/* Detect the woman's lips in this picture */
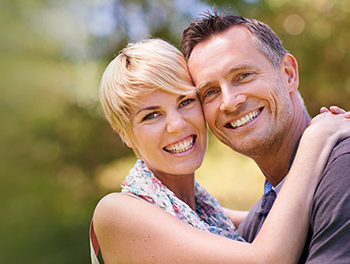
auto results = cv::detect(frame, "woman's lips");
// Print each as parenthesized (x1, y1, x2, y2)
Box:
(163, 135, 196, 154)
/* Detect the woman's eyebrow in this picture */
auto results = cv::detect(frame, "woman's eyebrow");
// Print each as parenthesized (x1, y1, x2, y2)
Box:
(135, 95, 187, 115)
(135, 105, 159, 115)
(176, 95, 185, 102)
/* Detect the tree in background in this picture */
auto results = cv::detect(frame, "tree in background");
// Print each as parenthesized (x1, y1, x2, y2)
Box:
(1, 0, 349, 263)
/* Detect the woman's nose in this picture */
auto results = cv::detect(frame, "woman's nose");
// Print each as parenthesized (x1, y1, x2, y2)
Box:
(165, 111, 187, 134)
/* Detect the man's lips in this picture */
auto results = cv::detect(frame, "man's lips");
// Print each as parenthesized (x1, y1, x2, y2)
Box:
(225, 108, 262, 129)
(163, 135, 196, 154)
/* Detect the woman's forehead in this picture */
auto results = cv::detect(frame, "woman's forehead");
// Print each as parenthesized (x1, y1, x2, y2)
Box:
(130, 90, 194, 112)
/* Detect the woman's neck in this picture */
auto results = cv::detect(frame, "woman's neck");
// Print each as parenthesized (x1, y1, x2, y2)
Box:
(153, 170, 196, 211)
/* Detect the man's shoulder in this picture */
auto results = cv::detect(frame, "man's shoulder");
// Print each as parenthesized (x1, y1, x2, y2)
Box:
(310, 135, 350, 231)
(329, 136, 350, 158)
(319, 136, 350, 183)
(315, 136, 350, 192)
(303, 137, 350, 263)
(310, 136, 350, 225)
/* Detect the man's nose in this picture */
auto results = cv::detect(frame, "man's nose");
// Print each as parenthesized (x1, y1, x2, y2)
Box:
(166, 111, 187, 134)
(219, 85, 247, 112)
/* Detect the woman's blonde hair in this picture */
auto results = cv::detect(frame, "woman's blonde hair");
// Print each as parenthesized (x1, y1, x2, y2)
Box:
(99, 38, 196, 148)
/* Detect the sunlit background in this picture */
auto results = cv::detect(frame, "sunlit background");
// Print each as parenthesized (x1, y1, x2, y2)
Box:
(1, 0, 349, 263)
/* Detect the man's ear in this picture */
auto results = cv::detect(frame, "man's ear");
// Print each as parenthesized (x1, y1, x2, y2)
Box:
(281, 53, 299, 94)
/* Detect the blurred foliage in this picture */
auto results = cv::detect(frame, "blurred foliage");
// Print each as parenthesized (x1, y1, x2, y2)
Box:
(0, 0, 349, 263)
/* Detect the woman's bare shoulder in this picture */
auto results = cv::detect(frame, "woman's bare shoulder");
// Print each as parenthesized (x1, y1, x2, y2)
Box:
(93, 192, 145, 227)
(94, 192, 139, 211)
(92, 192, 160, 261)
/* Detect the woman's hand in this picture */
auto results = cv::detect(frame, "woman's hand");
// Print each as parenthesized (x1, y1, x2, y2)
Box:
(320, 105, 350, 117)
(306, 110, 350, 145)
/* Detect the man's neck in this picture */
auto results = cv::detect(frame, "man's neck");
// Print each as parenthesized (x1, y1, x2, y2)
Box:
(255, 105, 311, 187)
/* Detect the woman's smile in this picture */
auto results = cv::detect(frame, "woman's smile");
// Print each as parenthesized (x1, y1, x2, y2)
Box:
(163, 135, 197, 154)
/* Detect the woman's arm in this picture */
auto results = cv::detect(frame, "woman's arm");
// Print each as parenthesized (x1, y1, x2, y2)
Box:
(223, 208, 248, 228)
(93, 112, 350, 264)
(94, 193, 254, 264)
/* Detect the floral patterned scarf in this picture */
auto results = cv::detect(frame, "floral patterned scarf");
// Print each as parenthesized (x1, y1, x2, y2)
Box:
(121, 159, 244, 241)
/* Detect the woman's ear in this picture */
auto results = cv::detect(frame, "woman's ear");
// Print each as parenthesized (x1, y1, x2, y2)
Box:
(119, 132, 133, 148)
(281, 53, 299, 94)
(119, 131, 141, 157)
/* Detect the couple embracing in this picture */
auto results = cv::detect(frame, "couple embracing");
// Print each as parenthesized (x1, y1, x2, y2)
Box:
(90, 12, 350, 264)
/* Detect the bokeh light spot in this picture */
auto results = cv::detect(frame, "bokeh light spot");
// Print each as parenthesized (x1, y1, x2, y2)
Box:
(283, 14, 305, 35)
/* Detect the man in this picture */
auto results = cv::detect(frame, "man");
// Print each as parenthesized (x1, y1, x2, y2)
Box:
(181, 12, 350, 263)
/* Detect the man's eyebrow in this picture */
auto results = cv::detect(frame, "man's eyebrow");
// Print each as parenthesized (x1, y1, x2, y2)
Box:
(225, 65, 254, 77)
(135, 106, 159, 115)
(197, 65, 253, 92)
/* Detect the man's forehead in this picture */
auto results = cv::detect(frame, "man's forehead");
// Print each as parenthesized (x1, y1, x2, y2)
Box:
(189, 26, 254, 55)
(189, 27, 256, 65)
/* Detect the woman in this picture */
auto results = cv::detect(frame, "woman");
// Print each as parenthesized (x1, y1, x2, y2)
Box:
(90, 38, 350, 263)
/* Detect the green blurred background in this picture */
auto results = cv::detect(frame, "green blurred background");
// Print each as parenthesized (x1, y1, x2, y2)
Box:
(1, 0, 349, 262)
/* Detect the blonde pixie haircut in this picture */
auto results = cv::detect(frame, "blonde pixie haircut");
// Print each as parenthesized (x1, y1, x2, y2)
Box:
(99, 38, 196, 152)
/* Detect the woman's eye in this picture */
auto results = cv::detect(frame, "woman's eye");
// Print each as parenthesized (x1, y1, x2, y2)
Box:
(142, 112, 159, 121)
(203, 89, 218, 99)
(179, 98, 195, 107)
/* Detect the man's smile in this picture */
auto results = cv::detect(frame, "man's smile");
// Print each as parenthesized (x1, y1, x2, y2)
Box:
(225, 108, 262, 129)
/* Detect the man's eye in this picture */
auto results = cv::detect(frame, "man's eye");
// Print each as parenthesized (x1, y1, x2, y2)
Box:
(179, 98, 195, 107)
(239, 72, 252, 80)
(142, 112, 159, 121)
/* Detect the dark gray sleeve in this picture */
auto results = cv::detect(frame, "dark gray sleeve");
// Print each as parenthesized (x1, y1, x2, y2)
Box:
(303, 141, 350, 263)
(237, 196, 265, 243)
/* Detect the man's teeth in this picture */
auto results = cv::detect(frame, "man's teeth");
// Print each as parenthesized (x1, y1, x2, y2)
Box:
(164, 137, 194, 154)
(230, 110, 260, 128)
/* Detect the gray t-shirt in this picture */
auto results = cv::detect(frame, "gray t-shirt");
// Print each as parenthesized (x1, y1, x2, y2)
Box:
(237, 137, 350, 263)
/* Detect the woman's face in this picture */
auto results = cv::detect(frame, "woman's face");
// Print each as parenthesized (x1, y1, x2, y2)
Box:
(128, 90, 208, 179)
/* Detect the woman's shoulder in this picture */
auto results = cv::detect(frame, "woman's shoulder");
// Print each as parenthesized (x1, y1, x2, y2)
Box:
(93, 192, 145, 226)
(93, 192, 169, 236)
(95, 192, 136, 208)
(92, 192, 158, 261)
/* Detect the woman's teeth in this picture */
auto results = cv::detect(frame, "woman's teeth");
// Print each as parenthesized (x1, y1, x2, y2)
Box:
(164, 136, 195, 154)
(230, 110, 260, 128)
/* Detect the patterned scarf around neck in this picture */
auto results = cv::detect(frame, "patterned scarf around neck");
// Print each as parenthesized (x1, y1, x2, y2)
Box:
(121, 159, 244, 241)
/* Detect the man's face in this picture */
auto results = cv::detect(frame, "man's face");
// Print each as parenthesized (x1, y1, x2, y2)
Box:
(187, 26, 295, 157)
